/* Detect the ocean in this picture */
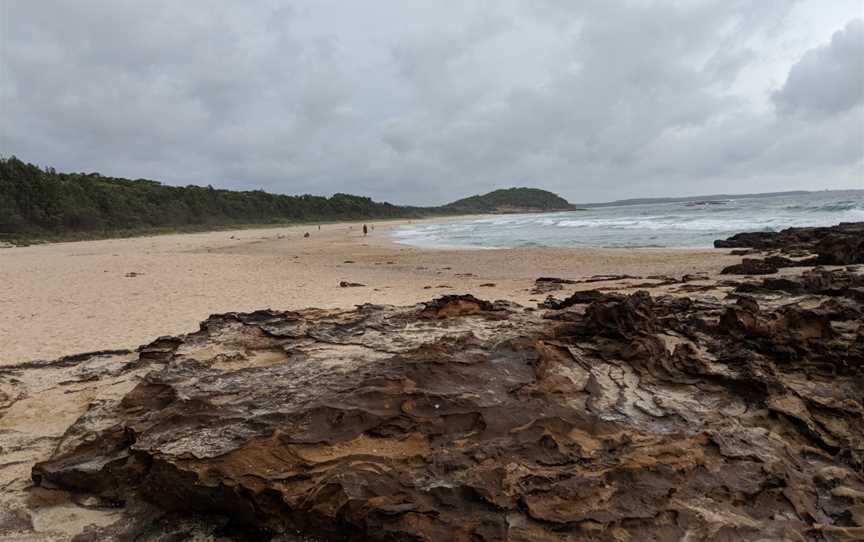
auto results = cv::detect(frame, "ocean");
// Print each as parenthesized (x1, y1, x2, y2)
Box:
(391, 190, 864, 249)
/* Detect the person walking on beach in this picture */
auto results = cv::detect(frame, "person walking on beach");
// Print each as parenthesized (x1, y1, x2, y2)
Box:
(363, 224, 368, 236)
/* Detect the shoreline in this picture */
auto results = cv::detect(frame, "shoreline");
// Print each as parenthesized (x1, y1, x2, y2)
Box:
(3, 221, 860, 541)
(0, 213, 499, 249)
(0, 217, 742, 365)
(0, 211, 549, 248)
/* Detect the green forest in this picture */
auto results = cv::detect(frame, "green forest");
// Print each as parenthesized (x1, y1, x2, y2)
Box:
(0, 156, 574, 242)
(441, 187, 574, 214)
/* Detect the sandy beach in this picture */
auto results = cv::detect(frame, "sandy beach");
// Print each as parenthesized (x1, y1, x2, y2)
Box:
(0, 218, 741, 364)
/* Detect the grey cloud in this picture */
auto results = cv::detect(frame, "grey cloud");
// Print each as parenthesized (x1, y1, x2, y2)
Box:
(0, 1, 861, 205)
(773, 19, 864, 116)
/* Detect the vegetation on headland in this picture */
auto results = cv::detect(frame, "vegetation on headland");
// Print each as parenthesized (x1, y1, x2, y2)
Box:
(0, 157, 576, 243)
(440, 187, 577, 214)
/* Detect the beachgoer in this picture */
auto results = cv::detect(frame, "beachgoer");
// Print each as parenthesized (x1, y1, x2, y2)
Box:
(363, 224, 368, 236)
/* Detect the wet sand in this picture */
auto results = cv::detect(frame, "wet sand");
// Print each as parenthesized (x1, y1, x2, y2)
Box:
(0, 218, 740, 364)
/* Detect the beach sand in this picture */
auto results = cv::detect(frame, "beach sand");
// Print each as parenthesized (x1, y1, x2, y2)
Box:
(0, 218, 741, 364)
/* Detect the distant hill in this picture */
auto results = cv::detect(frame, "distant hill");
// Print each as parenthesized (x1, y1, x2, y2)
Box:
(438, 187, 575, 214)
(575, 191, 814, 208)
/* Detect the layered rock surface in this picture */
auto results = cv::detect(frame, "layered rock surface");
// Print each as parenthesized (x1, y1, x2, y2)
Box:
(0, 264, 860, 541)
(715, 222, 864, 266)
(715, 222, 864, 277)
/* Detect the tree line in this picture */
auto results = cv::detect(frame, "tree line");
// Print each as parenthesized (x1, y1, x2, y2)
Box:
(0, 156, 427, 240)
(0, 156, 574, 242)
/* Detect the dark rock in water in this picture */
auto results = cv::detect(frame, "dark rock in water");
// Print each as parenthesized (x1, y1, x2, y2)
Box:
(685, 199, 727, 206)
(18, 266, 864, 541)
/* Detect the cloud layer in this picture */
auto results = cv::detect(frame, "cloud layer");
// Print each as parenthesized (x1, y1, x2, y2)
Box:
(1, 1, 862, 204)
(773, 19, 864, 116)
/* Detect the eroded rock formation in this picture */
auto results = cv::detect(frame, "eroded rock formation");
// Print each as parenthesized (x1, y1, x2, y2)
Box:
(715, 222, 864, 266)
(0, 265, 856, 541)
(720, 257, 783, 275)
(715, 223, 863, 276)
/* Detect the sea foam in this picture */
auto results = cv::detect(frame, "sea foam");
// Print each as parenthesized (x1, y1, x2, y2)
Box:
(392, 191, 864, 249)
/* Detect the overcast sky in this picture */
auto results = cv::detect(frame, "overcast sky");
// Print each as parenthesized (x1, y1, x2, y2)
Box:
(1, 1, 862, 204)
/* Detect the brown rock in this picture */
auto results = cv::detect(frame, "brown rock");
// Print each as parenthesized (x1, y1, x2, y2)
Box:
(20, 266, 863, 541)
(715, 222, 864, 266)
(817, 231, 864, 265)
(531, 277, 577, 294)
(721, 258, 779, 275)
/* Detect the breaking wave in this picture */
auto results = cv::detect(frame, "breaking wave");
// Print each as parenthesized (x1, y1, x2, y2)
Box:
(391, 190, 864, 249)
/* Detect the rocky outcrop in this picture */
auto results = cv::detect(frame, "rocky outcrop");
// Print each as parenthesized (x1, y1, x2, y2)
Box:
(817, 232, 864, 266)
(715, 223, 863, 275)
(735, 266, 864, 296)
(720, 257, 781, 275)
(5, 267, 858, 541)
(714, 222, 864, 265)
(531, 277, 577, 294)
